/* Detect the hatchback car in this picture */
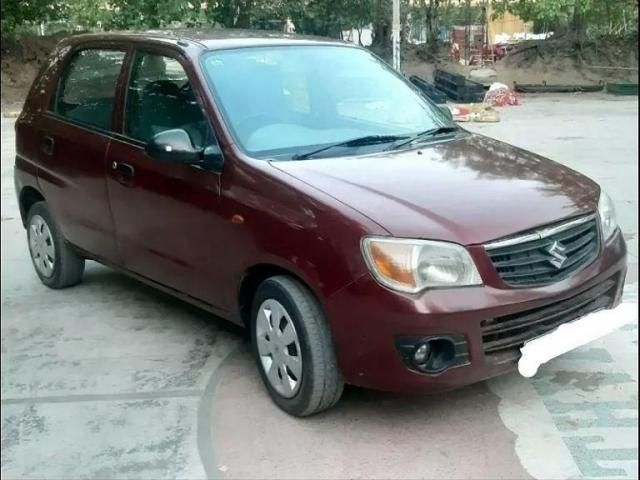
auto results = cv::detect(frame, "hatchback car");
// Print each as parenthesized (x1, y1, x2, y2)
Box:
(14, 30, 626, 416)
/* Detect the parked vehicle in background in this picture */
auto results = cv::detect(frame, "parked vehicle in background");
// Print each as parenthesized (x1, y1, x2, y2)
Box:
(14, 30, 627, 416)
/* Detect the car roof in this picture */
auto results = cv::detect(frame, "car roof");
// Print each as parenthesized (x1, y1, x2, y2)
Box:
(61, 29, 353, 51)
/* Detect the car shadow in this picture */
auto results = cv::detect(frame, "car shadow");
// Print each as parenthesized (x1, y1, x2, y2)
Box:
(200, 341, 532, 480)
(77, 263, 529, 479)
(80, 261, 246, 338)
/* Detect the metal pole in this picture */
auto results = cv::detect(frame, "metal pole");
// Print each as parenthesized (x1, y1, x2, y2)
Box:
(392, 0, 401, 72)
(480, 3, 486, 67)
(485, 1, 490, 63)
(464, 0, 470, 65)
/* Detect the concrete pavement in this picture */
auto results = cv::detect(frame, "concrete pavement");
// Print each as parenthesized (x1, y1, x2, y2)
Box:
(1, 93, 638, 479)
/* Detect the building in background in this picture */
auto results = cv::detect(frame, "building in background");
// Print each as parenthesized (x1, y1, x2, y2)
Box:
(486, 2, 534, 43)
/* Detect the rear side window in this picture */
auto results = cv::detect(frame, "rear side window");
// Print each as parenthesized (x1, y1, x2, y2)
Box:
(54, 49, 125, 130)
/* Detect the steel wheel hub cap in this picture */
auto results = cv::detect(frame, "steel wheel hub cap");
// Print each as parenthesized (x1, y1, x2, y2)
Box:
(255, 299, 302, 398)
(28, 215, 55, 278)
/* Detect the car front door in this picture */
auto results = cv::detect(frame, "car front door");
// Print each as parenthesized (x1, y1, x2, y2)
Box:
(37, 46, 126, 263)
(105, 47, 227, 311)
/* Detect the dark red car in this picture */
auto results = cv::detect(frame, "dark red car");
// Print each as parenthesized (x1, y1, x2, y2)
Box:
(14, 30, 626, 416)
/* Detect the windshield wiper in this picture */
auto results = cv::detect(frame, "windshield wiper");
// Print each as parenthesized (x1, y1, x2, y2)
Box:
(384, 126, 458, 151)
(291, 134, 410, 160)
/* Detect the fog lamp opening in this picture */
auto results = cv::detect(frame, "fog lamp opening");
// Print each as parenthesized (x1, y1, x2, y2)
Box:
(395, 334, 469, 375)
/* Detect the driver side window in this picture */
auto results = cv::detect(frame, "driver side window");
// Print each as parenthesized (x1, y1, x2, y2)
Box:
(125, 52, 213, 149)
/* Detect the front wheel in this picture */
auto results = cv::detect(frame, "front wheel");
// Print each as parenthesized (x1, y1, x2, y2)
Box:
(251, 275, 343, 416)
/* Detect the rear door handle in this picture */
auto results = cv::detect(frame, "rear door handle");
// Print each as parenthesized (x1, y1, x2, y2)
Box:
(111, 161, 135, 178)
(41, 136, 55, 155)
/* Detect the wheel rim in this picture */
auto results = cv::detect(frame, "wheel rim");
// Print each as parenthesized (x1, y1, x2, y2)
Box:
(255, 299, 302, 398)
(28, 214, 55, 278)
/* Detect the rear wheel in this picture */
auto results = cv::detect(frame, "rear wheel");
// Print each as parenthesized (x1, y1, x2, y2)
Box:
(251, 275, 343, 416)
(27, 202, 85, 289)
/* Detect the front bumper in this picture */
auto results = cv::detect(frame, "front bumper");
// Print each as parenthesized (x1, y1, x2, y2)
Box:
(324, 230, 627, 393)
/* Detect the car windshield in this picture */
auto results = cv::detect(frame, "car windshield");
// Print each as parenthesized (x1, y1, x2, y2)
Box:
(200, 45, 452, 159)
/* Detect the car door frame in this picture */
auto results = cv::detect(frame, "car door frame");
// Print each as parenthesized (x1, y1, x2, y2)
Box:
(105, 40, 232, 315)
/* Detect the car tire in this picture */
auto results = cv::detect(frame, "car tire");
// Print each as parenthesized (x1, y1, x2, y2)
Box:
(26, 201, 85, 289)
(251, 275, 344, 416)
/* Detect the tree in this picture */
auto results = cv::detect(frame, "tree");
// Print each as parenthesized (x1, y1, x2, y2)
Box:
(371, 0, 391, 48)
(490, 0, 638, 39)
(347, 0, 375, 45)
(284, 0, 374, 38)
(1, 0, 67, 32)
(205, 0, 255, 28)
(423, 0, 440, 47)
(4, 0, 634, 42)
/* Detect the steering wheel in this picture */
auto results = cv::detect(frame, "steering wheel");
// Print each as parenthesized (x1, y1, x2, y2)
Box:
(178, 80, 192, 95)
(177, 81, 198, 105)
(235, 113, 280, 138)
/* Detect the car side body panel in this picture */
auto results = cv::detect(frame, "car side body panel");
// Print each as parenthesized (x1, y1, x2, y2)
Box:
(36, 117, 119, 262)
(214, 157, 384, 319)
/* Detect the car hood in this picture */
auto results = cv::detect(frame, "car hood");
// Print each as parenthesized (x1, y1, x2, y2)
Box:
(270, 133, 599, 245)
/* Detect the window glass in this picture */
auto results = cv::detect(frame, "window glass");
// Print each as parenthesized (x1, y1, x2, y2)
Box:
(201, 46, 448, 158)
(125, 52, 212, 149)
(55, 49, 125, 130)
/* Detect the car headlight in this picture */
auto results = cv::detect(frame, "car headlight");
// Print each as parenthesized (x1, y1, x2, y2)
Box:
(361, 237, 482, 293)
(598, 191, 618, 241)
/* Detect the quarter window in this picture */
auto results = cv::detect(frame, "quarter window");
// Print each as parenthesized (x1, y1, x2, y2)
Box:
(125, 52, 212, 149)
(55, 49, 125, 130)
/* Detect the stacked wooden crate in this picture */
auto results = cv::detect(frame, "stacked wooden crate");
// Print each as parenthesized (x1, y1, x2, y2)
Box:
(434, 69, 485, 103)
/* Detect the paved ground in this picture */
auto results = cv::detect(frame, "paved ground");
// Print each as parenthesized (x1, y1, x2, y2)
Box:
(1, 93, 638, 479)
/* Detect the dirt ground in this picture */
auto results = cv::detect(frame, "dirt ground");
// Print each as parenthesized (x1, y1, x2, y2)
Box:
(403, 35, 638, 87)
(1, 32, 638, 113)
(1, 33, 67, 112)
(493, 36, 638, 86)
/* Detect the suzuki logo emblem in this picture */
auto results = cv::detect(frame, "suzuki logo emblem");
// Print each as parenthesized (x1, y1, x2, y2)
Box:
(547, 241, 568, 269)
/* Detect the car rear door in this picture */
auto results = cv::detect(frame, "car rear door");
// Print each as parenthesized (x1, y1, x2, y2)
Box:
(105, 46, 227, 311)
(36, 45, 127, 264)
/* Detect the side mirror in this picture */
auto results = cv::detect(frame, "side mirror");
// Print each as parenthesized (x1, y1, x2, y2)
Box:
(439, 105, 453, 121)
(202, 144, 224, 173)
(145, 129, 201, 164)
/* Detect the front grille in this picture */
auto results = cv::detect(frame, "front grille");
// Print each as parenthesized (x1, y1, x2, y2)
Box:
(481, 278, 617, 356)
(486, 215, 600, 287)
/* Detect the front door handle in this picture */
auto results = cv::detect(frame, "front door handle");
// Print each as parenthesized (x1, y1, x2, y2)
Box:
(111, 161, 135, 178)
(111, 161, 135, 186)
(41, 136, 55, 155)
